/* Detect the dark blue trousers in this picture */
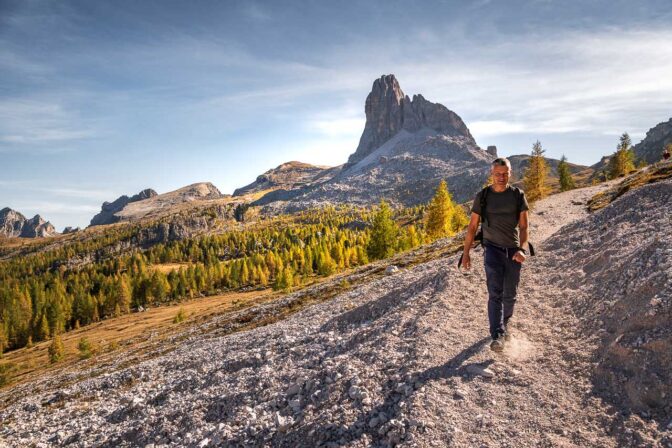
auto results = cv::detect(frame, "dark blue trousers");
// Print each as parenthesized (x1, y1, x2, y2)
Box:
(484, 243, 522, 339)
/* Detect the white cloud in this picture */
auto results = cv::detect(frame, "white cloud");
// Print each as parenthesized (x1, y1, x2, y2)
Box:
(0, 97, 99, 148)
(309, 118, 364, 138)
(469, 120, 529, 136)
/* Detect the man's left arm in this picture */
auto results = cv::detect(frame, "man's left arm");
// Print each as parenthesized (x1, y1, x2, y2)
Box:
(513, 210, 529, 263)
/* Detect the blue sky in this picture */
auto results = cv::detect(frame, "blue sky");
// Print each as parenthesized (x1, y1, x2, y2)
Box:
(2, 0, 671, 230)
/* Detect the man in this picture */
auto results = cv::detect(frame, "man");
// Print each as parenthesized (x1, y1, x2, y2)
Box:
(461, 158, 530, 352)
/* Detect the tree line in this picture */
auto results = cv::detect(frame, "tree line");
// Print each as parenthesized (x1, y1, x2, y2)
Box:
(1, 187, 468, 356)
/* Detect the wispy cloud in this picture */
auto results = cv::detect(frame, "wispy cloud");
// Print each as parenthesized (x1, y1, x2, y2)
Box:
(0, 97, 100, 149)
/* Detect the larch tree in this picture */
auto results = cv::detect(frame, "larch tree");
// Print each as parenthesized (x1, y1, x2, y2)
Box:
(366, 199, 399, 261)
(609, 132, 636, 178)
(425, 179, 456, 241)
(48, 333, 65, 363)
(557, 155, 576, 192)
(523, 140, 550, 203)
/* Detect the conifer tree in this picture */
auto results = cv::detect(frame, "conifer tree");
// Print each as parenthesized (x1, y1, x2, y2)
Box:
(116, 276, 131, 314)
(425, 180, 456, 241)
(48, 333, 64, 363)
(609, 132, 636, 178)
(366, 199, 399, 260)
(523, 140, 550, 203)
(557, 155, 576, 192)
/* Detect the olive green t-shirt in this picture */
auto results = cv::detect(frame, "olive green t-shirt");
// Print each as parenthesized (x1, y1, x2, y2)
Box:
(471, 185, 529, 248)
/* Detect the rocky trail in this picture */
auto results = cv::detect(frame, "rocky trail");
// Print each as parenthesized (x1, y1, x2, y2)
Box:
(1, 178, 671, 447)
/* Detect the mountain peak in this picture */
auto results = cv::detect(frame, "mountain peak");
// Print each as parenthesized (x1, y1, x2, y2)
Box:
(0, 207, 56, 238)
(347, 74, 474, 165)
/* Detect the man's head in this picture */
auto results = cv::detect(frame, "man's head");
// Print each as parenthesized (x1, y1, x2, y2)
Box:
(491, 158, 512, 188)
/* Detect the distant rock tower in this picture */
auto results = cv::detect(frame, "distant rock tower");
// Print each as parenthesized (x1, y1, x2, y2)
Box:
(486, 145, 498, 158)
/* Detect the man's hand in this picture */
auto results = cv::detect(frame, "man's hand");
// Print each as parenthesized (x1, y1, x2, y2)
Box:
(512, 251, 527, 263)
(461, 252, 471, 270)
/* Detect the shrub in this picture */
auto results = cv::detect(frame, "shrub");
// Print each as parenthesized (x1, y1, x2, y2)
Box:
(173, 307, 187, 324)
(48, 334, 65, 364)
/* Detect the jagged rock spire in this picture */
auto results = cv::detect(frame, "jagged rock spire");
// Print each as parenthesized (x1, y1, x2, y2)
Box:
(347, 74, 474, 165)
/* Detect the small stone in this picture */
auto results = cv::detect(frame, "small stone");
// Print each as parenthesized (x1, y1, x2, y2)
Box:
(466, 365, 495, 378)
(286, 383, 302, 397)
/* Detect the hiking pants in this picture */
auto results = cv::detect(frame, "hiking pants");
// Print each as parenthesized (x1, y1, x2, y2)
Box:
(484, 243, 522, 339)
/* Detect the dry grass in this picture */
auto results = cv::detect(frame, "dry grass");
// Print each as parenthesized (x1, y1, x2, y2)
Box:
(150, 262, 191, 273)
(587, 161, 672, 211)
(0, 288, 277, 390)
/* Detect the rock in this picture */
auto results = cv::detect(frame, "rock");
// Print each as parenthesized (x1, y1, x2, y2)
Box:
(233, 161, 340, 198)
(274, 412, 293, 432)
(466, 365, 495, 378)
(633, 117, 672, 164)
(90, 188, 157, 226)
(62, 226, 80, 234)
(259, 74, 495, 218)
(385, 265, 400, 275)
(286, 382, 302, 397)
(453, 389, 467, 400)
(486, 146, 498, 157)
(347, 74, 474, 166)
(0, 208, 57, 238)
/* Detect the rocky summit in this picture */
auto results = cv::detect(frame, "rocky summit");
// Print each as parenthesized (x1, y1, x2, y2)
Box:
(255, 74, 492, 215)
(346, 74, 475, 167)
(89, 183, 225, 227)
(633, 117, 672, 165)
(233, 161, 342, 202)
(0, 207, 57, 238)
(90, 188, 158, 226)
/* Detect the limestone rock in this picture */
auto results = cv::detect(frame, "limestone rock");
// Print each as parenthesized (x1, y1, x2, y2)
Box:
(0, 208, 57, 238)
(633, 117, 672, 165)
(346, 74, 474, 166)
(233, 161, 340, 198)
(90, 188, 157, 226)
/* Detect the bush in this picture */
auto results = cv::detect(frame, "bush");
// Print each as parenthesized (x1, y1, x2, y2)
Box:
(0, 362, 16, 387)
(48, 334, 65, 364)
(78, 337, 95, 359)
(173, 307, 187, 324)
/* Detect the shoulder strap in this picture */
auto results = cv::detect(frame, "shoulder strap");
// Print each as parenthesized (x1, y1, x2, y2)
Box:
(480, 186, 489, 226)
(511, 186, 523, 217)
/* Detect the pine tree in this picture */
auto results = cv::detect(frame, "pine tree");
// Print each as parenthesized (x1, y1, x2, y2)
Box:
(78, 337, 93, 359)
(114, 276, 131, 315)
(557, 155, 576, 192)
(609, 132, 636, 178)
(523, 140, 550, 203)
(48, 334, 64, 363)
(366, 199, 399, 261)
(425, 180, 456, 241)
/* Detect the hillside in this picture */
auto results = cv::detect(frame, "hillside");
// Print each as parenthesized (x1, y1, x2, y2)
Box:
(1, 174, 670, 447)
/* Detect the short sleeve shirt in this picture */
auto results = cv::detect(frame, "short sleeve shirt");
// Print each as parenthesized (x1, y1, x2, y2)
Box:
(471, 185, 529, 248)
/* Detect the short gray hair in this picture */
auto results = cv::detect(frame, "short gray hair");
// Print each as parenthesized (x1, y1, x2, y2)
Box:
(491, 158, 511, 169)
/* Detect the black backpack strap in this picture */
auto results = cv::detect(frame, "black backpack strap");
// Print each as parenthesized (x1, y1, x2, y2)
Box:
(480, 186, 489, 226)
(512, 187, 535, 256)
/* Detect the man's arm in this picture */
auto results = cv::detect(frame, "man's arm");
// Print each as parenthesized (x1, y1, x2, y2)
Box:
(513, 210, 529, 263)
(461, 212, 481, 270)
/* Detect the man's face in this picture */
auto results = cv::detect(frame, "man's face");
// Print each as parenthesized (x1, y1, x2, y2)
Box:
(491, 165, 511, 187)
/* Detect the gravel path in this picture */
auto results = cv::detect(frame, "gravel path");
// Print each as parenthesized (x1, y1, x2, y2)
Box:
(1, 179, 670, 448)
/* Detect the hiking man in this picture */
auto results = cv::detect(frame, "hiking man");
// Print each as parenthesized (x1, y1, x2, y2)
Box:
(460, 158, 530, 352)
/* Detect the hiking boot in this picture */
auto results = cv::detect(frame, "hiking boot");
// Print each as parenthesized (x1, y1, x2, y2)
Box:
(490, 337, 504, 352)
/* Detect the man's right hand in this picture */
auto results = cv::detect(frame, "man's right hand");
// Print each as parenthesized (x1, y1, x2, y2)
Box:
(461, 252, 471, 270)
